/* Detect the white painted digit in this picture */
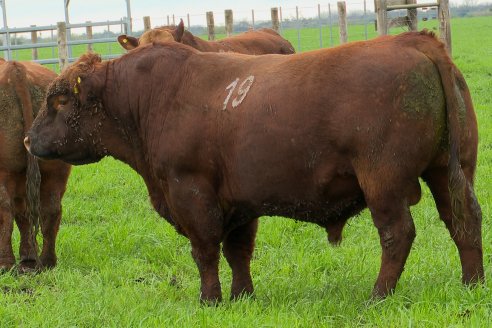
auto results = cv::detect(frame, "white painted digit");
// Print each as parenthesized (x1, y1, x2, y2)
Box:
(232, 75, 255, 108)
(222, 75, 255, 110)
(223, 78, 239, 110)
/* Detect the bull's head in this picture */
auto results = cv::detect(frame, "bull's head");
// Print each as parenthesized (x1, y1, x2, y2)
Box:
(117, 19, 185, 50)
(25, 53, 109, 165)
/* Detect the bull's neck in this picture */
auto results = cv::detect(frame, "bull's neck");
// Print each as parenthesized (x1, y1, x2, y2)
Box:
(95, 62, 146, 173)
(97, 57, 183, 179)
(184, 33, 215, 52)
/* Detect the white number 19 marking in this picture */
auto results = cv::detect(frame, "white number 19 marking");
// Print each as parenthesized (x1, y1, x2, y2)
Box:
(222, 75, 255, 110)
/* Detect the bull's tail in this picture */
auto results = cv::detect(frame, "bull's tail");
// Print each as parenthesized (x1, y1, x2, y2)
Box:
(398, 30, 467, 234)
(8, 62, 41, 264)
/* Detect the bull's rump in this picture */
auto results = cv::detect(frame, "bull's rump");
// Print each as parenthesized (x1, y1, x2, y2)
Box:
(154, 39, 448, 220)
(0, 61, 55, 171)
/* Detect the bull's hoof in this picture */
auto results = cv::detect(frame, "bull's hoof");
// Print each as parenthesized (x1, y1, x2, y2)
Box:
(40, 255, 57, 270)
(200, 294, 222, 306)
(230, 287, 254, 301)
(370, 285, 394, 301)
(17, 260, 40, 274)
(462, 271, 485, 286)
(0, 262, 15, 274)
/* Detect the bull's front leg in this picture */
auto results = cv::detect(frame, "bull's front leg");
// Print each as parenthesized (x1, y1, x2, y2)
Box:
(39, 190, 63, 269)
(167, 175, 224, 304)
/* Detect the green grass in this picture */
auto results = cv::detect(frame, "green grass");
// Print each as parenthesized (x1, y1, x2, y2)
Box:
(1, 16, 492, 327)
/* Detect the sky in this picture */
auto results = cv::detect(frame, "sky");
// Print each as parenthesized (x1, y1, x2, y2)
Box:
(2, 0, 490, 33)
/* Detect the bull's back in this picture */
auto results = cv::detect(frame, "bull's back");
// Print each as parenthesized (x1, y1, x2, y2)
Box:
(233, 30, 294, 55)
(179, 39, 449, 209)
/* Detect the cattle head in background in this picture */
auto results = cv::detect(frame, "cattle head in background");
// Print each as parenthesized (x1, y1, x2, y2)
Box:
(118, 19, 185, 50)
(117, 19, 296, 55)
(25, 53, 109, 165)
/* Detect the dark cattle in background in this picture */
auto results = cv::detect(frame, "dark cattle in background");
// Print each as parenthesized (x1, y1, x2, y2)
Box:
(26, 30, 483, 303)
(118, 19, 295, 54)
(0, 59, 71, 271)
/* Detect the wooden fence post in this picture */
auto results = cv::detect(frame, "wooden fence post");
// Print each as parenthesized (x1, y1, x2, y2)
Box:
(438, 0, 452, 55)
(225, 9, 233, 37)
(375, 0, 388, 35)
(30, 25, 38, 60)
(271, 7, 280, 32)
(86, 21, 93, 52)
(337, 1, 348, 44)
(407, 0, 418, 31)
(187, 13, 190, 29)
(251, 9, 255, 29)
(143, 16, 151, 31)
(279, 7, 283, 34)
(206, 11, 215, 41)
(318, 4, 323, 48)
(296, 6, 301, 51)
(57, 22, 68, 72)
(167, 15, 170, 26)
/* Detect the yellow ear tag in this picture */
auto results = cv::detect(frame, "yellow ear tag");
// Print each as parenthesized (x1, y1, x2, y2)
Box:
(73, 84, 79, 94)
(123, 38, 128, 43)
(77, 76, 81, 84)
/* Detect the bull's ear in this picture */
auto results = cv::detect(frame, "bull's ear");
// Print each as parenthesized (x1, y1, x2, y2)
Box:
(117, 35, 138, 50)
(175, 19, 185, 42)
(74, 64, 106, 106)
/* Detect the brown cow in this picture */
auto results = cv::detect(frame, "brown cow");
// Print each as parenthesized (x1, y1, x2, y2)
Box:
(25, 30, 483, 303)
(0, 59, 70, 272)
(118, 19, 295, 54)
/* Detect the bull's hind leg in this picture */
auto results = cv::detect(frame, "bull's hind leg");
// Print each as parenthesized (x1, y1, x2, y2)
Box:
(13, 196, 39, 271)
(223, 218, 258, 300)
(423, 168, 484, 284)
(0, 179, 15, 271)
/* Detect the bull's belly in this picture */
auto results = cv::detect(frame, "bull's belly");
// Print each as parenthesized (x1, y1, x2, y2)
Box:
(258, 194, 366, 225)
(225, 173, 365, 228)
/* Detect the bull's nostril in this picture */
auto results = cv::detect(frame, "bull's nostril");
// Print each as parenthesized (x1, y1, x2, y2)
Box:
(23, 136, 31, 151)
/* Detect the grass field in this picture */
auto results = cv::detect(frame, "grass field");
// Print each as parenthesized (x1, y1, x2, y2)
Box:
(1, 16, 492, 327)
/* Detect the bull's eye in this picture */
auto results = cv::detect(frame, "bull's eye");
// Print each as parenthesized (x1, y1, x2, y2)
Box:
(54, 95, 69, 111)
(58, 95, 69, 105)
